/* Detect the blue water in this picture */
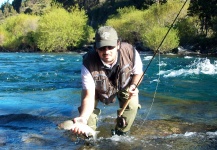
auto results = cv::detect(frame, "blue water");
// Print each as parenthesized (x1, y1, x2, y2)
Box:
(0, 52, 217, 149)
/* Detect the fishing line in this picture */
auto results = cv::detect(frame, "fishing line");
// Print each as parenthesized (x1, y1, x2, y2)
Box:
(143, 53, 161, 121)
(138, 0, 188, 123)
(116, 0, 188, 128)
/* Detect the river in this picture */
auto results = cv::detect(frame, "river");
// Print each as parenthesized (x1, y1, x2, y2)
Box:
(0, 52, 216, 149)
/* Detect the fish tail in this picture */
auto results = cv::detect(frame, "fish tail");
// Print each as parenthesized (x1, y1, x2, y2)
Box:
(93, 131, 100, 141)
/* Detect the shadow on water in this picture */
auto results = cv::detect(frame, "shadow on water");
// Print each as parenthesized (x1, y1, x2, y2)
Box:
(0, 113, 49, 123)
(0, 113, 63, 148)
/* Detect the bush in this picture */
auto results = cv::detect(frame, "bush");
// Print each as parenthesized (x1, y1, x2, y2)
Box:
(176, 17, 202, 45)
(0, 14, 39, 50)
(142, 26, 179, 53)
(0, 26, 10, 46)
(106, 6, 145, 43)
(106, 0, 189, 52)
(35, 5, 93, 52)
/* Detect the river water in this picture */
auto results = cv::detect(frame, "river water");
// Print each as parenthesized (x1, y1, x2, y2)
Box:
(0, 52, 217, 150)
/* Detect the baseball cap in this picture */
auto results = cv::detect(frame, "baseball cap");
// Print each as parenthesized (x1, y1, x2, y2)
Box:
(95, 26, 118, 49)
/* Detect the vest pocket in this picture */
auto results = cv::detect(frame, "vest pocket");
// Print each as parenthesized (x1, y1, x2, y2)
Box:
(94, 74, 108, 92)
(93, 74, 117, 104)
(119, 64, 133, 89)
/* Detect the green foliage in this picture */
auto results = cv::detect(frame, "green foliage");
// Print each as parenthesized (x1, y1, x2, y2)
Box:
(36, 5, 92, 52)
(106, 6, 145, 43)
(0, 25, 17, 49)
(1, 2, 17, 18)
(188, 0, 217, 36)
(0, 14, 39, 50)
(36, 8, 71, 52)
(176, 17, 199, 45)
(83, 25, 95, 44)
(0, 26, 10, 46)
(106, 0, 186, 52)
(20, 0, 52, 15)
(212, 17, 217, 36)
(147, 0, 189, 27)
(0, 0, 216, 53)
(142, 26, 179, 52)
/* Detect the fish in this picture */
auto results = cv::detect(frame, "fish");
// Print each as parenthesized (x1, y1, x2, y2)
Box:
(58, 120, 100, 141)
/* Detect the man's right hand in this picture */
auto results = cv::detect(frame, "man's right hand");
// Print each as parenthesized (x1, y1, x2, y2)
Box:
(72, 117, 88, 134)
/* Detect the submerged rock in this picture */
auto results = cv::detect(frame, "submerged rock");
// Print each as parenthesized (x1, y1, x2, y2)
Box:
(131, 119, 217, 137)
(97, 118, 217, 138)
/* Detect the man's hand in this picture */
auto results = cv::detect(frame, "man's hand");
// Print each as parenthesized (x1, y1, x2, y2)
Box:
(72, 116, 88, 134)
(128, 84, 139, 96)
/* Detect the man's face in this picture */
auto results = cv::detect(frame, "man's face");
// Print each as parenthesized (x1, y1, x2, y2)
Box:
(96, 44, 119, 65)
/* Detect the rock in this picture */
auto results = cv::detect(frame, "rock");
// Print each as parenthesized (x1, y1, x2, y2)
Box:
(177, 46, 200, 55)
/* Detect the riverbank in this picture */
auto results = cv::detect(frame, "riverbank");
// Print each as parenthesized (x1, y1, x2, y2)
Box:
(1, 44, 217, 56)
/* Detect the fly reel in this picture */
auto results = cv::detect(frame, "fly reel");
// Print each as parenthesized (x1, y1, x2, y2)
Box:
(116, 115, 127, 128)
(116, 98, 131, 128)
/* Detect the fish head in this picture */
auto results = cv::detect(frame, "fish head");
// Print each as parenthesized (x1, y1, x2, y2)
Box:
(58, 120, 74, 130)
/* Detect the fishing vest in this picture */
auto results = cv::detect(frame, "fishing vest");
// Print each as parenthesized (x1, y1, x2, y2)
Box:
(83, 42, 135, 104)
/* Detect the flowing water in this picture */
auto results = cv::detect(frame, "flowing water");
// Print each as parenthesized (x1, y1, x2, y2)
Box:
(0, 52, 217, 150)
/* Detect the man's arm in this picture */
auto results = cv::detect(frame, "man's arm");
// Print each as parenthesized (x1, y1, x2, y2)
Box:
(79, 89, 95, 122)
(130, 73, 144, 87)
(79, 65, 96, 121)
(72, 89, 95, 134)
(131, 49, 144, 87)
(72, 65, 95, 134)
(128, 49, 144, 94)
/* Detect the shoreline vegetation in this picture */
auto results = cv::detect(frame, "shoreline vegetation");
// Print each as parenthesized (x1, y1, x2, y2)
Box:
(0, 0, 217, 55)
(1, 45, 216, 58)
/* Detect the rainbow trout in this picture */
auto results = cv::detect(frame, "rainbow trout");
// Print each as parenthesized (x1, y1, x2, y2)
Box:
(58, 120, 100, 141)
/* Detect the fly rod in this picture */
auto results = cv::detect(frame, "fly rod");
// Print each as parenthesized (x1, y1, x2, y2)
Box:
(117, 0, 188, 127)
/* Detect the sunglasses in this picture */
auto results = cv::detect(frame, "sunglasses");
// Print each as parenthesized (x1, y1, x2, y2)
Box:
(98, 46, 116, 51)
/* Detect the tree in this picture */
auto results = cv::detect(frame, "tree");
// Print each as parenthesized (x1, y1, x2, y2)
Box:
(142, 26, 179, 52)
(35, 5, 93, 52)
(185, 0, 217, 53)
(106, 6, 145, 43)
(1, 1, 17, 18)
(188, 0, 217, 36)
(106, 0, 188, 52)
(12, 0, 22, 13)
(19, 0, 52, 15)
(0, 26, 10, 46)
(0, 14, 39, 51)
(175, 17, 198, 45)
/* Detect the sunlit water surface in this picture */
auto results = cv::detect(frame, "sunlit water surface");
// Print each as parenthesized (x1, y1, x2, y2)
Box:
(0, 52, 217, 150)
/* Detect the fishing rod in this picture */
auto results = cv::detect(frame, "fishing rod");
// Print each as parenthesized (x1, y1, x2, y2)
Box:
(117, 0, 188, 128)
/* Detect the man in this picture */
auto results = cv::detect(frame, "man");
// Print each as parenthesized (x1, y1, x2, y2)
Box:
(72, 26, 143, 136)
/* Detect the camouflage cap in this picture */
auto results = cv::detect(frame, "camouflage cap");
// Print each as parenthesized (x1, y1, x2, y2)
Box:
(95, 26, 118, 48)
